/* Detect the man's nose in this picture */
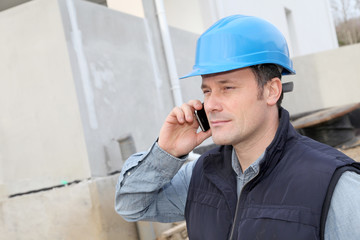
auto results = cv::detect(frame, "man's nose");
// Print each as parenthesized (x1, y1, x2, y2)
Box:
(205, 93, 223, 113)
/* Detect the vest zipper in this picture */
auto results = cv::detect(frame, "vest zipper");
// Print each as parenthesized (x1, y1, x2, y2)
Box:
(228, 194, 241, 240)
(228, 171, 260, 240)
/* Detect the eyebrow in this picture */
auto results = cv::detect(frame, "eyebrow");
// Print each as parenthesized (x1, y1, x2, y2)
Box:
(201, 79, 235, 89)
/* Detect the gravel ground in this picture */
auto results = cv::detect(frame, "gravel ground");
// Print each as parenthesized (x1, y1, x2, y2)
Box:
(339, 145, 360, 162)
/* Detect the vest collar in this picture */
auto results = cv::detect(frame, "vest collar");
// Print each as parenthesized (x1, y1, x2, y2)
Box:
(250, 107, 293, 187)
(203, 146, 238, 215)
(202, 108, 293, 192)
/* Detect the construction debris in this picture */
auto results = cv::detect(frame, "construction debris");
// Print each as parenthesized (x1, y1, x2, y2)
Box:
(291, 102, 360, 149)
(158, 222, 188, 240)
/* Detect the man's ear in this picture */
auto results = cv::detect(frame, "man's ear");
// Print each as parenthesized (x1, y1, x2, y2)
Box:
(265, 77, 282, 106)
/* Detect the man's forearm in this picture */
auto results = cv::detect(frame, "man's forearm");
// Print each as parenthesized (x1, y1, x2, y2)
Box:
(115, 142, 188, 222)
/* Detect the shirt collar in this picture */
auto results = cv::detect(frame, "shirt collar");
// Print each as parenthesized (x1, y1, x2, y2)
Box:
(231, 148, 265, 177)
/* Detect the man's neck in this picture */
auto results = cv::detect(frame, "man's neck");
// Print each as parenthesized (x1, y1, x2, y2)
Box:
(233, 113, 279, 172)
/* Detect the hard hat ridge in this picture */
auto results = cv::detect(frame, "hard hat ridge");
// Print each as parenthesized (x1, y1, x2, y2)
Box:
(180, 14, 296, 79)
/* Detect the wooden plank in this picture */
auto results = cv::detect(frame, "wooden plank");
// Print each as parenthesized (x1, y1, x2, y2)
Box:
(291, 103, 360, 129)
(158, 222, 187, 240)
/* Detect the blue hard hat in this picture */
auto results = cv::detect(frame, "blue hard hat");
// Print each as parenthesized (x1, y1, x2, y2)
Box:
(180, 15, 296, 79)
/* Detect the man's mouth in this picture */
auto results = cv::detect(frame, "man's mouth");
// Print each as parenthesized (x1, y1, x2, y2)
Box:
(210, 120, 231, 127)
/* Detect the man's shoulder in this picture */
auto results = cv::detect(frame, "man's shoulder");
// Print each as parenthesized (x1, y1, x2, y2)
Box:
(292, 134, 353, 160)
(286, 134, 357, 176)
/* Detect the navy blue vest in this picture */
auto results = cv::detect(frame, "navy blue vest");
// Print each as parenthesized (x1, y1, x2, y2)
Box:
(185, 108, 360, 240)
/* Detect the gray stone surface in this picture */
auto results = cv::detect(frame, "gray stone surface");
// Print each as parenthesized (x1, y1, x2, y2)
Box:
(0, 174, 138, 240)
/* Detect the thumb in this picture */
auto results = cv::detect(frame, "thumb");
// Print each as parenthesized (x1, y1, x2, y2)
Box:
(196, 129, 212, 146)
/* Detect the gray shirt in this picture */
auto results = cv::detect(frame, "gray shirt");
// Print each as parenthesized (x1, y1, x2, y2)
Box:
(115, 142, 360, 239)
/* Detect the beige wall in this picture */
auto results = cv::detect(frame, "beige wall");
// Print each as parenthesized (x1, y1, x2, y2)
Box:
(282, 43, 360, 116)
(0, 0, 91, 196)
(164, 0, 206, 34)
(0, 174, 138, 240)
(107, 0, 144, 18)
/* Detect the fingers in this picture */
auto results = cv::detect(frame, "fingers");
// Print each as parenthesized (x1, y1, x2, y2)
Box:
(196, 129, 212, 144)
(172, 100, 203, 124)
(187, 100, 203, 110)
(159, 99, 210, 157)
(172, 106, 186, 124)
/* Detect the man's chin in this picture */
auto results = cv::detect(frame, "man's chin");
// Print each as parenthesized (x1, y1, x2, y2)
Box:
(212, 135, 232, 146)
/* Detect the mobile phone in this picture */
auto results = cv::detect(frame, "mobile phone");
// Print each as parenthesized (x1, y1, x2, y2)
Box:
(195, 103, 210, 132)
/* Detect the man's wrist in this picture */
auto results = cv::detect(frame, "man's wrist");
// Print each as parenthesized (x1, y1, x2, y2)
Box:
(144, 142, 187, 179)
(154, 142, 188, 160)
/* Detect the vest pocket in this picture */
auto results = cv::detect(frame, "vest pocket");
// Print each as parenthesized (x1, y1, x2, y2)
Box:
(187, 188, 226, 209)
(240, 204, 319, 227)
(186, 188, 234, 240)
(235, 205, 319, 240)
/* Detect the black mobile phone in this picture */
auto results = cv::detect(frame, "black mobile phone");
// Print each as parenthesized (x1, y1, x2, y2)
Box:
(195, 103, 210, 132)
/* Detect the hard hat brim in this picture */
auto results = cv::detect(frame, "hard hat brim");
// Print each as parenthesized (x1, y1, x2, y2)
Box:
(180, 57, 296, 79)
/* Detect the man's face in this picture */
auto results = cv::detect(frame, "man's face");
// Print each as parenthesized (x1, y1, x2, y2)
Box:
(201, 68, 272, 147)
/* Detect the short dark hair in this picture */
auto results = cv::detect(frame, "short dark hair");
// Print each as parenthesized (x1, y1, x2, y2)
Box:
(250, 64, 283, 108)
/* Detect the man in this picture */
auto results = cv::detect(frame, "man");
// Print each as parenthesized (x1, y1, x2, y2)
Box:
(115, 15, 360, 239)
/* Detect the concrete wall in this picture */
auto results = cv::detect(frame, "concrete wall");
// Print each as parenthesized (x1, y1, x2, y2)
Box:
(282, 43, 360, 116)
(58, 0, 200, 177)
(59, 0, 165, 177)
(106, 0, 144, 18)
(164, 0, 205, 34)
(0, 0, 91, 196)
(0, 174, 138, 240)
(228, 0, 338, 56)
(282, 0, 338, 56)
(0, 0, 199, 195)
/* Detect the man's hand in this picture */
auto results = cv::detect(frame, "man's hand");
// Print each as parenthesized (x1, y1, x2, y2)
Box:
(158, 100, 212, 157)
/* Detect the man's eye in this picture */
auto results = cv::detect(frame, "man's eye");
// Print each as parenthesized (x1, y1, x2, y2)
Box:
(202, 89, 211, 94)
(224, 86, 234, 90)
